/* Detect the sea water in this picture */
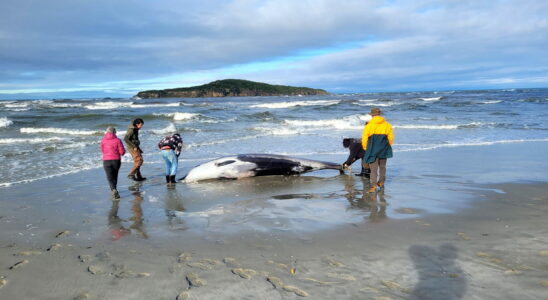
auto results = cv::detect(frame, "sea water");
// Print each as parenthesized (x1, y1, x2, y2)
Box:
(0, 88, 547, 188)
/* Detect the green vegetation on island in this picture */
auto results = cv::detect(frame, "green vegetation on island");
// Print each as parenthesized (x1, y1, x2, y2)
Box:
(136, 79, 329, 98)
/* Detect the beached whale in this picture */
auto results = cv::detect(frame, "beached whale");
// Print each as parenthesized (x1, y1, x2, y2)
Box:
(181, 154, 343, 182)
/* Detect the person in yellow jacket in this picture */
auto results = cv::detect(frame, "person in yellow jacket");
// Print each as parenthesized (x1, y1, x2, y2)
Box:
(361, 108, 394, 192)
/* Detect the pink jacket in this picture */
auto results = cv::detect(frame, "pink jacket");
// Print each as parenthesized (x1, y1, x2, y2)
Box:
(101, 132, 126, 160)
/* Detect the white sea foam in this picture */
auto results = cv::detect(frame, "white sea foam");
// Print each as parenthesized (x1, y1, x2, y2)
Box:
(397, 138, 548, 152)
(253, 127, 300, 136)
(394, 122, 485, 130)
(84, 101, 133, 110)
(150, 123, 178, 135)
(20, 127, 98, 135)
(479, 100, 502, 104)
(356, 102, 397, 107)
(283, 114, 368, 130)
(5, 103, 29, 108)
(131, 103, 180, 108)
(418, 97, 443, 101)
(0, 137, 65, 144)
(173, 112, 199, 121)
(250, 100, 340, 109)
(46, 103, 83, 108)
(0, 117, 13, 128)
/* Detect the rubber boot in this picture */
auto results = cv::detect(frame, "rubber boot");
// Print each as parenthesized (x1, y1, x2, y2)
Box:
(136, 170, 146, 181)
(368, 184, 377, 193)
(166, 176, 170, 183)
(169, 175, 176, 183)
(112, 189, 120, 200)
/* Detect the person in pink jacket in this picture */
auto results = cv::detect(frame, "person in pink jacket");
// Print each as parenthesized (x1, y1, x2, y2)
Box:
(101, 126, 126, 199)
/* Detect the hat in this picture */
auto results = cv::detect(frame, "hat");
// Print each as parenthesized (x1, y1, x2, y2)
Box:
(370, 107, 382, 115)
(106, 126, 116, 134)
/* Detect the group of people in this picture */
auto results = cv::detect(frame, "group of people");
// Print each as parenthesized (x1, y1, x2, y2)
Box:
(100, 107, 393, 199)
(342, 107, 394, 193)
(100, 118, 183, 200)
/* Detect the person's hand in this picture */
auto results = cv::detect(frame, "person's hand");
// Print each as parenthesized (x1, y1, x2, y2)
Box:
(342, 163, 348, 169)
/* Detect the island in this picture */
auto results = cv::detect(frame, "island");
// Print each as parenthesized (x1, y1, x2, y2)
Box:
(135, 79, 329, 98)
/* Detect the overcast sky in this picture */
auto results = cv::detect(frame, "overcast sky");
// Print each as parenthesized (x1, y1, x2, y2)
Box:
(1, 0, 547, 99)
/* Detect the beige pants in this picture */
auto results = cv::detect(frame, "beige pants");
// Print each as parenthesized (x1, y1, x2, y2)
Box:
(128, 148, 143, 177)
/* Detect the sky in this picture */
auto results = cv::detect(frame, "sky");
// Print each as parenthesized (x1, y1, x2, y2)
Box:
(0, 0, 547, 99)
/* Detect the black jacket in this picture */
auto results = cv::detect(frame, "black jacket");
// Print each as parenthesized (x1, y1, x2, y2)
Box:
(344, 138, 364, 166)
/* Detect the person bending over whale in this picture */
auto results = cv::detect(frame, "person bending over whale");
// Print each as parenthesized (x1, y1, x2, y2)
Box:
(158, 133, 183, 184)
(342, 138, 371, 178)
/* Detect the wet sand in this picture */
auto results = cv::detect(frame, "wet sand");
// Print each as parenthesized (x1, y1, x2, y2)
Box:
(1, 143, 548, 299)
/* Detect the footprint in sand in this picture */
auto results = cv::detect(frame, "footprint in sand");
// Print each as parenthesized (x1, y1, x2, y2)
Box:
(223, 257, 240, 268)
(176, 291, 190, 300)
(267, 276, 309, 297)
(87, 265, 105, 275)
(322, 257, 345, 267)
(186, 262, 212, 270)
(186, 273, 205, 287)
(457, 232, 471, 240)
(232, 268, 257, 279)
(539, 250, 548, 256)
(15, 250, 42, 256)
(380, 280, 410, 293)
(47, 244, 62, 251)
(74, 292, 93, 300)
(326, 272, 356, 281)
(9, 260, 29, 270)
(56, 230, 70, 238)
(177, 252, 192, 263)
(79, 255, 93, 263)
(0, 276, 7, 289)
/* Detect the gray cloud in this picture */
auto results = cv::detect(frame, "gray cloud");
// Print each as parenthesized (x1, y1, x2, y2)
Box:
(0, 0, 547, 97)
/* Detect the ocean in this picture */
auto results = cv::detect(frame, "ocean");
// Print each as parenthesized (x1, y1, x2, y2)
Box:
(0, 88, 547, 188)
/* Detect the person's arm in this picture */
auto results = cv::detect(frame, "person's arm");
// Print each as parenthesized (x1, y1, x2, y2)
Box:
(124, 128, 136, 150)
(344, 143, 359, 166)
(387, 124, 394, 145)
(118, 138, 126, 156)
(361, 124, 370, 150)
(100, 139, 105, 154)
(175, 136, 183, 156)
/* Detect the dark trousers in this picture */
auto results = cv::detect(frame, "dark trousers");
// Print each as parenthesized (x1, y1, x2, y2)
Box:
(103, 160, 121, 190)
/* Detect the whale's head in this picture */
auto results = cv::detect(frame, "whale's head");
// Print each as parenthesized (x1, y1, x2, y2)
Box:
(183, 156, 256, 182)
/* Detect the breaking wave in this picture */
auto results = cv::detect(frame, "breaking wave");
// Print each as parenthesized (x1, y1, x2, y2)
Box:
(20, 127, 99, 135)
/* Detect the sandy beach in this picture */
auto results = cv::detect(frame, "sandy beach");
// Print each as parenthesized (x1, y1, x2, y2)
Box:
(1, 141, 547, 299)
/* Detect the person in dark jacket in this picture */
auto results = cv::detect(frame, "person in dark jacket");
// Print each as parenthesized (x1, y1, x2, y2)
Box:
(158, 133, 183, 184)
(361, 108, 394, 193)
(100, 126, 126, 199)
(342, 138, 370, 178)
(124, 118, 146, 181)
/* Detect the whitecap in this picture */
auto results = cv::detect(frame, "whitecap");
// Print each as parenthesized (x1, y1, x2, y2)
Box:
(250, 100, 340, 109)
(131, 103, 180, 108)
(397, 138, 548, 152)
(0, 137, 65, 144)
(150, 123, 178, 135)
(84, 101, 133, 110)
(0, 117, 13, 128)
(418, 97, 442, 101)
(20, 127, 98, 135)
(479, 100, 502, 104)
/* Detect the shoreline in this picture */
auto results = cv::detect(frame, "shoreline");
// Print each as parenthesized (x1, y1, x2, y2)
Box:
(1, 181, 547, 299)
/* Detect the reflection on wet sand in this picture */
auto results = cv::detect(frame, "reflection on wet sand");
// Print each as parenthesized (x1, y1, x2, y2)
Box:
(343, 175, 387, 222)
(164, 186, 187, 231)
(408, 244, 466, 300)
(107, 183, 148, 240)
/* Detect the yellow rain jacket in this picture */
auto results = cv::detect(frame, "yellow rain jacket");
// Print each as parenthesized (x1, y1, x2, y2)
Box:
(361, 116, 394, 163)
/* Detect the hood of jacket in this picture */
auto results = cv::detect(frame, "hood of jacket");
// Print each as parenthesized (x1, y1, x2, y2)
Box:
(370, 116, 386, 125)
(103, 132, 117, 140)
